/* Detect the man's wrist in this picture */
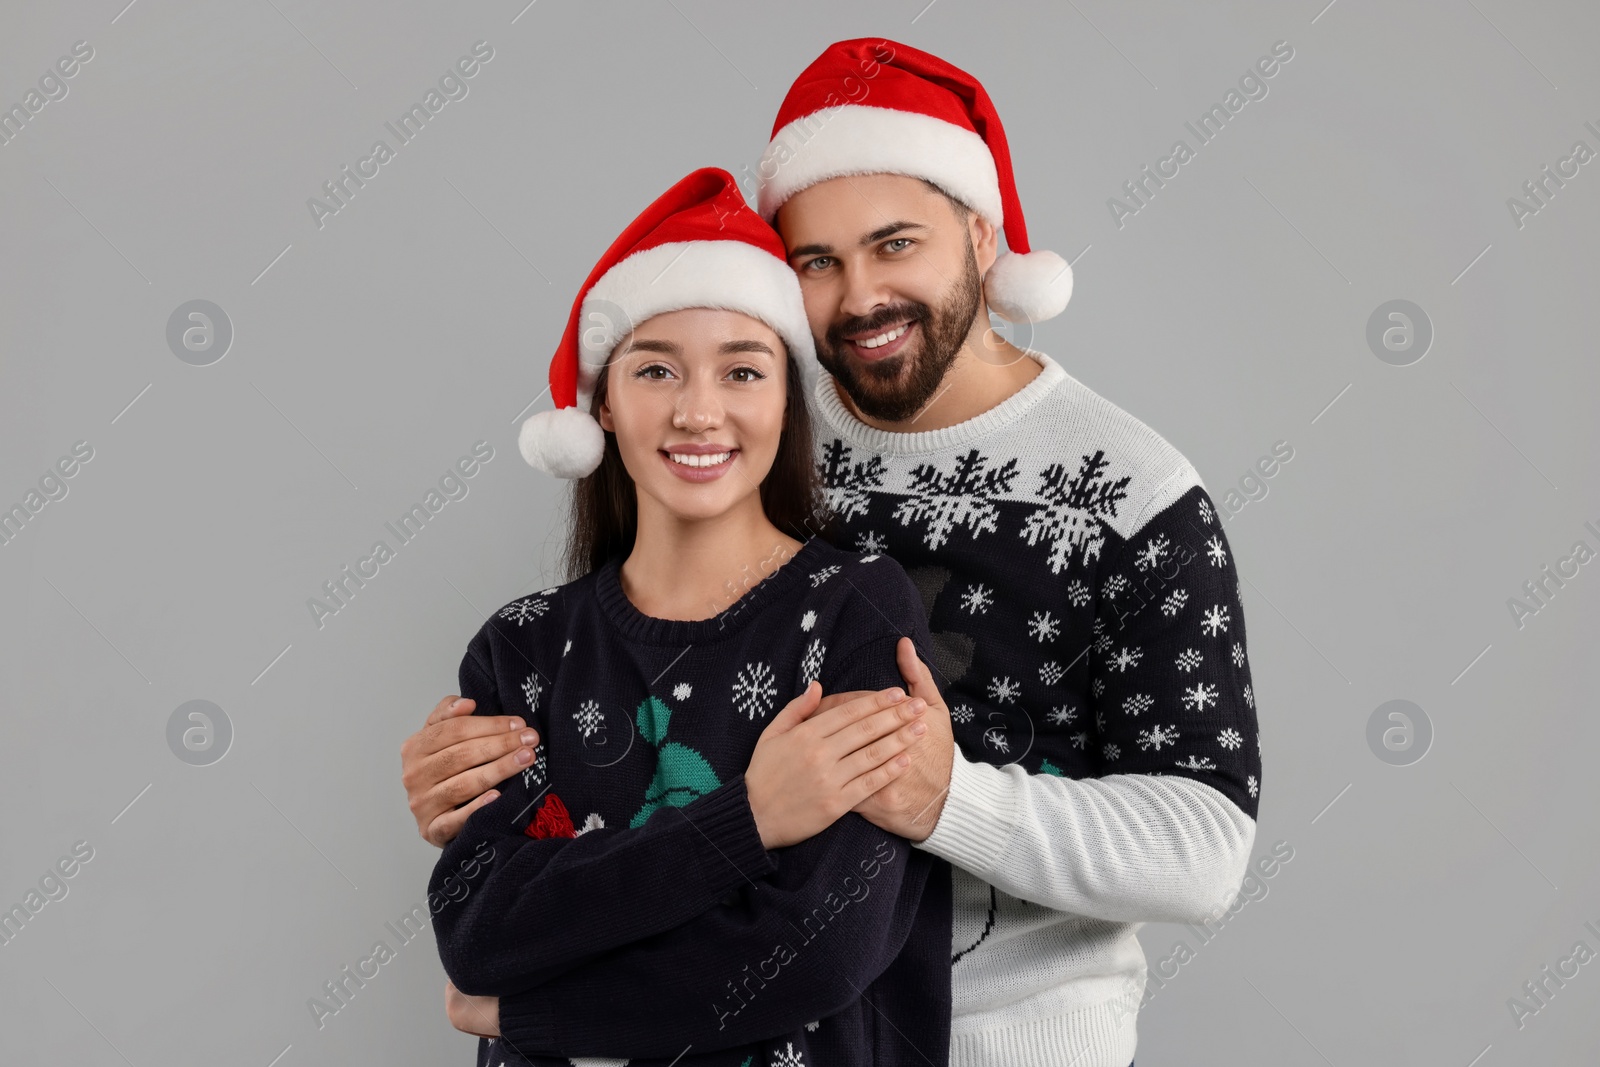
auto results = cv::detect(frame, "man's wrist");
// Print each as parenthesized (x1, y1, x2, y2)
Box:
(912, 749, 1017, 875)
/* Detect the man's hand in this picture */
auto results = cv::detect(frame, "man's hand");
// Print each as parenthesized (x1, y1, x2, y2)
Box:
(444, 980, 500, 1038)
(848, 638, 954, 841)
(402, 694, 539, 848)
(745, 682, 929, 849)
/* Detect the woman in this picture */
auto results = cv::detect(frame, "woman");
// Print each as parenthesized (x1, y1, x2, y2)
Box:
(427, 168, 953, 1067)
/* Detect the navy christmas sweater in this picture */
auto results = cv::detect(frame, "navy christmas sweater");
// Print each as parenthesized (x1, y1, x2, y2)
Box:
(429, 536, 954, 1067)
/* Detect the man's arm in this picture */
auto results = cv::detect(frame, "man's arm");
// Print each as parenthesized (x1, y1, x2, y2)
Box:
(915, 757, 1253, 923)
(910, 485, 1261, 924)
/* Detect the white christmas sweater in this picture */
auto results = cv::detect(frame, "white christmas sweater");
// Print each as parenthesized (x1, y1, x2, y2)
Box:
(810, 349, 1262, 1067)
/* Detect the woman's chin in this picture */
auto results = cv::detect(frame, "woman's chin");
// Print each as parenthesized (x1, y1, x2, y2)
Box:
(641, 482, 747, 525)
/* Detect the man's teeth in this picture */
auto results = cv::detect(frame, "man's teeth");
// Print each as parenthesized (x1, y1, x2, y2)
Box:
(668, 451, 732, 467)
(856, 324, 909, 349)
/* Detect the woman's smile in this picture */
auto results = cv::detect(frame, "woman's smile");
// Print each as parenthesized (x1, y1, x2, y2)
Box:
(660, 443, 739, 482)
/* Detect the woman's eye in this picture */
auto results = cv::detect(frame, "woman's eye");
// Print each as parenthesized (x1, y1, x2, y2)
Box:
(635, 364, 672, 380)
(728, 367, 765, 383)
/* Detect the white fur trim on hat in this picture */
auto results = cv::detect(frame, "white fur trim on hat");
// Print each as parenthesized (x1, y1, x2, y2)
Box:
(985, 249, 1073, 323)
(755, 105, 1002, 224)
(574, 240, 817, 410)
(520, 405, 606, 480)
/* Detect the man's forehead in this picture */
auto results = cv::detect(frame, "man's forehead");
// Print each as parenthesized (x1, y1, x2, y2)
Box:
(776, 174, 944, 250)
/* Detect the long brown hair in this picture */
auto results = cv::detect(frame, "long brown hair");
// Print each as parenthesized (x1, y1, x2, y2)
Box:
(564, 347, 829, 580)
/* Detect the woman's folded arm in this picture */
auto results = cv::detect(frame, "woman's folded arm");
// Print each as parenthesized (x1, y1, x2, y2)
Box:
(494, 810, 940, 1058)
(493, 621, 947, 1058)
(429, 644, 779, 996)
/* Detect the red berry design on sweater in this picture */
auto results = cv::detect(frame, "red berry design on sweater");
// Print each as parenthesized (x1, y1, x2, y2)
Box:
(525, 792, 576, 839)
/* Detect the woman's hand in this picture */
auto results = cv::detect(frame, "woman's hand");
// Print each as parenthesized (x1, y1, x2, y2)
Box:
(744, 681, 928, 849)
(444, 980, 501, 1038)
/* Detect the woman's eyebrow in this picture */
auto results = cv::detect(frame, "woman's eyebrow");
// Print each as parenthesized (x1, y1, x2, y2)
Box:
(719, 340, 776, 356)
(624, 338, 681, 355)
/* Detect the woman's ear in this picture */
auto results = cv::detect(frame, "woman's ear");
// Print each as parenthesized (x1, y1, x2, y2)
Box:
(597, 399, 614, 433)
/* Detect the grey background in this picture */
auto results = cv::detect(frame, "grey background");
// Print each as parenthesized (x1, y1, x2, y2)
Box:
(2, 0, 1596, 1064)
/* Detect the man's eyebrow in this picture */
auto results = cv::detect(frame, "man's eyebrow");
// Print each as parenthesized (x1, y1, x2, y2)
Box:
(720, 339, 777, 356)
(623, 338, 681, 355)
(787, 242, 832, 261)
(788, 221, 929, 262)
(862, 220, 927, 244)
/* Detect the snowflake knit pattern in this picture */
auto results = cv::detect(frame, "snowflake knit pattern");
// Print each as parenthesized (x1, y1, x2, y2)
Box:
(429, 536, 953, 1067)
(811, 348, 1262, 1067)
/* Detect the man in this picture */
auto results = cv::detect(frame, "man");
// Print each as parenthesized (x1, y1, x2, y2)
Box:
(403, 39, 1260, 1067)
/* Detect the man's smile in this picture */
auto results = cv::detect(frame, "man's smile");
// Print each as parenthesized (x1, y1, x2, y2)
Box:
(843, 320, 916, 361)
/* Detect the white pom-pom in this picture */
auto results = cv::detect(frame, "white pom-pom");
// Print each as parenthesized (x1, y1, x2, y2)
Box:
(519, 407, 606, 479)
(984, 249, 1073, 323)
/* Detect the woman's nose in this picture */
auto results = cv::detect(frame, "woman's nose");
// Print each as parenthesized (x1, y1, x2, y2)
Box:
(672, 390, 722, 432)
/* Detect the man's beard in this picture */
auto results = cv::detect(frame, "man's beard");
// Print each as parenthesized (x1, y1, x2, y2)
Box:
(816, 240, 983, 423)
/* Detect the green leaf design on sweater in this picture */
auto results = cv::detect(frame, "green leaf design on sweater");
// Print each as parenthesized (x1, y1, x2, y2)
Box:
(630, 696, 722, 828)
(1039, 758, 1066, 776)
(636, 695, 672, 746)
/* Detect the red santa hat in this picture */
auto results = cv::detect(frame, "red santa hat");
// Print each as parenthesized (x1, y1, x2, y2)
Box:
(756, 38, 1072, 324)
(519, 167, 815, 479)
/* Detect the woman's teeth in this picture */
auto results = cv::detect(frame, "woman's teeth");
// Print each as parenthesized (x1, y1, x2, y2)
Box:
(667, 451, 732, 467)
(856, 324, 909, 349)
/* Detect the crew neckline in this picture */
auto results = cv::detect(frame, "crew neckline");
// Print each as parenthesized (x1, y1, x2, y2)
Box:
(812, 347, 1066, 457)
(595, 535, 831, 645)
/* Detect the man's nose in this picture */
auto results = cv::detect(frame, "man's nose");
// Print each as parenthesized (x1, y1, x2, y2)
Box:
(837, 262, 894, 321)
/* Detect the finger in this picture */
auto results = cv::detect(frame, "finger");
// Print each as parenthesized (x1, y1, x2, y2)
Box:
(412, 736, 535, 838)
(896, 637, 935, 694)
(826, 699, 925, 760)
(426, 693, 477, 728)
(835, 711, 928, 778)
(840, 748, 913, 808)
(404, 720, 535, 808)
(410, 711, 529, 761)
(816, 688, 874, 714)
(812, 685, 908, 739)
(765, 680, 822, 735)
(429, 737, 536, 810)
(425, 786, 502, 848)
(424, 726, 538, 785)
(788, 680, 825, 722)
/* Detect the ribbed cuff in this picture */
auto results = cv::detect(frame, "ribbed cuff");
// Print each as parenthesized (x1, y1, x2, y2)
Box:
(950, 993, 1140, 1067)
(914, 751, 1017, 877)
(684, 774, 780, 883)
(500, 987, 559, 1055)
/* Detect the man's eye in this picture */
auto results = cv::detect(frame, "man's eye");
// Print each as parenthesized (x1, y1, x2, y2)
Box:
(805, 257, 834, 272)
(885, 238, 913, 252)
